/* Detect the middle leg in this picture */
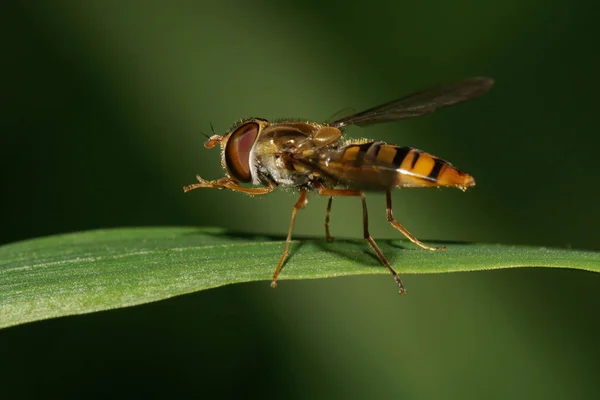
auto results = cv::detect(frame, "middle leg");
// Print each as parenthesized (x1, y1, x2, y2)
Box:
(324, 196, 334, 242)
(318, 187, 406, 294)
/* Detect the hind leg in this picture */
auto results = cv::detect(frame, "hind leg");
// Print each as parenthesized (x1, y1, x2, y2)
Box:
(386, 191, 446, 251)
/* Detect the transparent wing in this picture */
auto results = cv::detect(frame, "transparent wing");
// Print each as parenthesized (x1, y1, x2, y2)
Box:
(331, 77, 494, 129)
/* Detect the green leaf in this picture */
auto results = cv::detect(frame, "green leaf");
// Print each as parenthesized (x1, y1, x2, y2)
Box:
(1, 227, 599, 329)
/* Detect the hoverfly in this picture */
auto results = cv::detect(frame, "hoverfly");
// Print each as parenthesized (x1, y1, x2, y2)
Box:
(184, 77, 494, 293)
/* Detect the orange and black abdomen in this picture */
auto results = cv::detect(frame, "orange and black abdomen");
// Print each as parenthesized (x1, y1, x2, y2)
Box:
(322, 142, 475, 191)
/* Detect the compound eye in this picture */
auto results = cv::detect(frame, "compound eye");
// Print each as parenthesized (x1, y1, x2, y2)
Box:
(224, 121, 259, 182)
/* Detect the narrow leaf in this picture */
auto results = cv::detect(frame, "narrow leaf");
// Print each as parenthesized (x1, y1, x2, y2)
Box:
(1, 227, 598, 329)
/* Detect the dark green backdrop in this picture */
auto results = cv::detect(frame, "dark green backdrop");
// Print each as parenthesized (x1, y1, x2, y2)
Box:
(2, 1, 599, 399)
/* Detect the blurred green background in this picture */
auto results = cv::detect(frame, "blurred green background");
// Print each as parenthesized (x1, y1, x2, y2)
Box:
(2, 1, 600, 398)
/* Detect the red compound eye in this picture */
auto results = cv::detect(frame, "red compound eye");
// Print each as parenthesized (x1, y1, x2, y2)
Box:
(224, 121, 259, 182)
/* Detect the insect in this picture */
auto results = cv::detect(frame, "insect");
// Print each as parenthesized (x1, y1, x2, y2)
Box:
(184, 77, 494, 293)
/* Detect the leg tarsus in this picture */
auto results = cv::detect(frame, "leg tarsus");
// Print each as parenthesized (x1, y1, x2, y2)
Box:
(184, 176, 276, 196)
(183, 176, 225, 192)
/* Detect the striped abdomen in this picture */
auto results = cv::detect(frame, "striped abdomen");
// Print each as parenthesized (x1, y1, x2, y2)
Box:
(321, 141, 475, 191)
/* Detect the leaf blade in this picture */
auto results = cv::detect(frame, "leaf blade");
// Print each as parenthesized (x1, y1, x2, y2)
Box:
(1, 227, 599, 328)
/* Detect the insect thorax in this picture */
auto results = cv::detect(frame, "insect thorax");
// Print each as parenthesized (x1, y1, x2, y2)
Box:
(249, 130, 333, 189)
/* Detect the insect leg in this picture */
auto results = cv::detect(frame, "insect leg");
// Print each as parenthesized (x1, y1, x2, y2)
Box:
(324, 197, 334, 242)
(184, 176, 275, 196)
(271, 189, 308, 288)
(318, 188, 405, 294)
(386, 190, 446, 251)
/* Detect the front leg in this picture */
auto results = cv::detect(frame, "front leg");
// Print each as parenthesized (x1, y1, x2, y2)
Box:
(183, 176, 276, 196)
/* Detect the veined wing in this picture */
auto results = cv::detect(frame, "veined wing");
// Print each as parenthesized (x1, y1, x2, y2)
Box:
(331, 77, 494, 129)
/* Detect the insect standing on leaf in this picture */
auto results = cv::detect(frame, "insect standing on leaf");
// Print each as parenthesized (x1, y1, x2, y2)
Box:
(184, 77, 494, 293)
